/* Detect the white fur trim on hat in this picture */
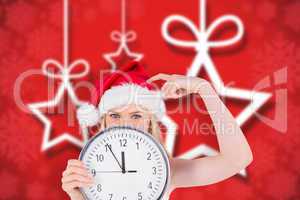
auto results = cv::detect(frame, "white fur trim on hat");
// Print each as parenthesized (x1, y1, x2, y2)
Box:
(76, 103, 100, 127)
(98, 83, 166, 120)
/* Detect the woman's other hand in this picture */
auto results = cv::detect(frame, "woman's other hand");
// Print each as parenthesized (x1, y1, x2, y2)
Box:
(147, 73, 210, 99)
(62, 159, 94, 200)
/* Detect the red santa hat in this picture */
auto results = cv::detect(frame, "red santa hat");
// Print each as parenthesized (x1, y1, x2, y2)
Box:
(76, 60, 166, 127)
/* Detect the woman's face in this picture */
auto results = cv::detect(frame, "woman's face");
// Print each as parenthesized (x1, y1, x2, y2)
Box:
(104, 104, 152, 132)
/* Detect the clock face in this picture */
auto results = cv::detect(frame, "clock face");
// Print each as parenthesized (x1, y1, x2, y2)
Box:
(79, 126, 170, 200)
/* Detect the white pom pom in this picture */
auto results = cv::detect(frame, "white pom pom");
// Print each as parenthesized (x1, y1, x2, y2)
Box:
(76, 103, 100, 127)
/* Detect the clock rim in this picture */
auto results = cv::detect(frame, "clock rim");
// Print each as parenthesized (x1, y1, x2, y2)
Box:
(78, 125, 171, 200)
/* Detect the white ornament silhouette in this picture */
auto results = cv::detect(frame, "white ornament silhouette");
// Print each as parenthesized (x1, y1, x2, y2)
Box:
(102, 0, 178, 148)
(103, 0, 143, 71)
(161, 0, 272, 177)
(28, 0, 90, 152)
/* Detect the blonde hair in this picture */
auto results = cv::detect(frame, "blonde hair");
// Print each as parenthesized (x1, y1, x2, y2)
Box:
(148, 115, 172, 159)
(94, 113, 172, 159)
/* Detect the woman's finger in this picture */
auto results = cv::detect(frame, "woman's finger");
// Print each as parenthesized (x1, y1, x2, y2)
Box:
(62, 180, 93, 192)
(176, 88, 188, 96)
(66, 162, 86, 171)
(161, 82, 180, 99)
(62, 174, 94, 184)
(171, 74, 185, 78)
(63, 166, 92, 178)
(146, 73, 174, 83)
(67, 159, 85, 168)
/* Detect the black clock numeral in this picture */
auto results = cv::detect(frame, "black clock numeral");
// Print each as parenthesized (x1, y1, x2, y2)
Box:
(97, 184, 102, 192)
(138, 192, 143, 200)
(136, 142, 139, 150)
(148, 182, 152, 189)
(96, 154, 104, 162)
(119, 139, 127, 147)
(122, 196, 127, 200)
(105, 144, 112, 152)
(147, 152, 151, 160)
(152, 166, 157, 175)
(108, 193, 113, 200)
(91, 169, 96, 177)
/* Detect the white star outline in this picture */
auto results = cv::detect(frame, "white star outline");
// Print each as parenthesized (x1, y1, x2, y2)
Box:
(28, 0, 90, 151)
(103, 0, 143, 71)
(161, 0, 272, 177)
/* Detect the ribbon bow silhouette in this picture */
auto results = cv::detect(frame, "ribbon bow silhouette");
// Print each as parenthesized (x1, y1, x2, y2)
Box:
(162, 0, 244, 77)
(42, 59, 90, 85)
(110, 30, 137, 44)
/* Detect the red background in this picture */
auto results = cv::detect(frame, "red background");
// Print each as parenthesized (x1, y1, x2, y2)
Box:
(0, 0, 300, 199)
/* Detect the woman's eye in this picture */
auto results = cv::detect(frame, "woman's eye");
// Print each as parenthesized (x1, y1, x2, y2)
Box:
(110, 113, 120, 119)
(131, 114, 142, 119)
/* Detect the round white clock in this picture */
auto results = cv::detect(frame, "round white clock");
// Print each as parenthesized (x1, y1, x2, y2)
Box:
(79, 126, 171, 200)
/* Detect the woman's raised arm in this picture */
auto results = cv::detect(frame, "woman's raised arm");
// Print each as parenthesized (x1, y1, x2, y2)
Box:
(147, 74, 253, 188)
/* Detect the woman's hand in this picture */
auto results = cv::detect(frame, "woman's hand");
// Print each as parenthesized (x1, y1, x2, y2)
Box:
(147, 73, 210, 99)
(62, 159, 94, 200)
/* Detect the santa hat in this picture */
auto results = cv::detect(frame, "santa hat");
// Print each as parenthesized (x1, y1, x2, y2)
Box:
(77, 60, 166, 127)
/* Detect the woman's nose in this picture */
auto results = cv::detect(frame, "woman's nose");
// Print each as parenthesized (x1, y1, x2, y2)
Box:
(119, 118, 130, 126)
(120, 118, 140, 129)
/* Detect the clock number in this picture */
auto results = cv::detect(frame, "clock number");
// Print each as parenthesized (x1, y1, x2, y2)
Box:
(122, 196, 127, 200)
(138, 192, 143, 200)
(136, 142, 139, 150)
(152, 166, 157, 175)
(97, 184, 102, 192)
(147, 152, 151, 160)
(148, 182, 152, 189)
(91, 169, 96, 177)
(105, 144, 112, 152)
(119, 139, 127, 147)
(96, 154, 104, 162)
(108, 193, 113, 200)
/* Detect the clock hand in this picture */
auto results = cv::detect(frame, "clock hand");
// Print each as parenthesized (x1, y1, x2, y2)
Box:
(126, 170, 137, 173)
(121, 151, 125, 174)
(95, 170, 138, 173)
(105, 144, 123, 170)
(96, 170, 124, 173)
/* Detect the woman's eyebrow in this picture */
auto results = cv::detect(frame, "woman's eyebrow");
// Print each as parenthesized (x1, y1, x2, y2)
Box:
(108, 111, 120, 114)
(129, 111, 142, 114)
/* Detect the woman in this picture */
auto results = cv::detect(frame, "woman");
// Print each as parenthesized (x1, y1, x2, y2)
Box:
(61, 61, 253, 200)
